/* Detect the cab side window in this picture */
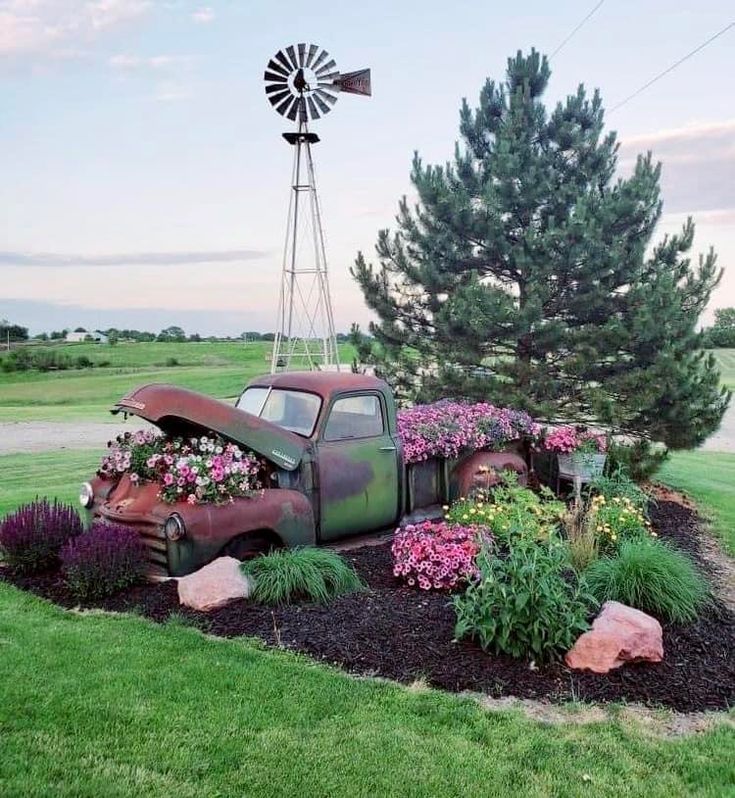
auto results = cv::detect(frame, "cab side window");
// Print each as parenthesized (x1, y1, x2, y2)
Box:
(324, 395, 384, 441)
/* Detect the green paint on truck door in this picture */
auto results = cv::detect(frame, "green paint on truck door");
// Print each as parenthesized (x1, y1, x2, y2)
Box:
(317, 393, 400, 540)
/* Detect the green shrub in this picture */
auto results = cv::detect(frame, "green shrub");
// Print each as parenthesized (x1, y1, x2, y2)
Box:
(165, 357, 179, 367)
(606, 439, 668, 481)
(584, 538, 709, 623)
(241, 547, 365, 605)
(453, 538, 594, 662)
(588, 494, 655, 553)
(589, 467, 651, 512)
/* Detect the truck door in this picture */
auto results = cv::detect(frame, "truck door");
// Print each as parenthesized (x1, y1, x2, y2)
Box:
(317, 392, 400, 540)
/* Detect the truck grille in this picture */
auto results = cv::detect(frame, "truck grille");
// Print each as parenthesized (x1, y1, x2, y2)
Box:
(139, 523, 170, 577)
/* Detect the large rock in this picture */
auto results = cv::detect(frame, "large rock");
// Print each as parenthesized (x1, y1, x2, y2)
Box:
(565, 601, 663, 674)
(177, 557, 253, 612)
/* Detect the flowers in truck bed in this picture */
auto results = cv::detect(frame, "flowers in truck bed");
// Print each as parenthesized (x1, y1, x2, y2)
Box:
(391, 520, 489, 590)
(397, 401, 540, 463)
(542, 425, 607, 454)
(99, 430, 262, 505)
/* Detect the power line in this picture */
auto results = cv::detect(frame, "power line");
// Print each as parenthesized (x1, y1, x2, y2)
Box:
(609, 21, 735, 113)
(550, 1, 606, 60)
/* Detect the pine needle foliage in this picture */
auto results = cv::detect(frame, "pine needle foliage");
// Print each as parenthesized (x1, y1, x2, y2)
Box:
(584, 538, 709, 623)
(241, 547, 365, 606)
(351, 49, 730, 448)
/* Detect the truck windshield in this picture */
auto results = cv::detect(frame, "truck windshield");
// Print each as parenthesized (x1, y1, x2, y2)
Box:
(236, 387, 321, 437)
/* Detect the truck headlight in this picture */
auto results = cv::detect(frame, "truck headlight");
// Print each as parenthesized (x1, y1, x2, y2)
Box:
(79, 482, 94, 508)
(164, 514, 186, 541)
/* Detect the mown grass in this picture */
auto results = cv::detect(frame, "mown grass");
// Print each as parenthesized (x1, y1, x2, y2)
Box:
(0, 450, 99, 517)
(658, 451, 735, 556)
(1, 584, 734, 797)
(713, 348, 735, 389)
(0, 449, 734, 795)
(0, 341, 355, 422)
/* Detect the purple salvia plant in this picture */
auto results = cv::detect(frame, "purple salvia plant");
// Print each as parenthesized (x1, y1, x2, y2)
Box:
(0, 499, 83, 573)
(60, 521, 148, 600)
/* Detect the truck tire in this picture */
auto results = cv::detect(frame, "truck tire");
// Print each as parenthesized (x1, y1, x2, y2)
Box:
(221, 532, 280, 562)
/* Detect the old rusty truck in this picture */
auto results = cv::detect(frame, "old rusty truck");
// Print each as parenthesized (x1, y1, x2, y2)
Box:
(81, 372, 527, 576)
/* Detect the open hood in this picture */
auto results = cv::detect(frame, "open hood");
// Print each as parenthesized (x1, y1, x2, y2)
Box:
(113, 384, 306, 471)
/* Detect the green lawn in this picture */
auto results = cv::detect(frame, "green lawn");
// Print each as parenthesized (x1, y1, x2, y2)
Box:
(0, 450, 99, 517)
(713, 348, 735, 389)
(1, 450, 734, 795)
(1, 584, 733, 797)
(658, 451, 735, 556)
(0, 341, 355, 423)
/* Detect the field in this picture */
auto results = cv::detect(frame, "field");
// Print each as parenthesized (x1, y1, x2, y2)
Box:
(0, 341, 355, 423)
(714, 349, 735, 389)
(658, 451, 735, 556)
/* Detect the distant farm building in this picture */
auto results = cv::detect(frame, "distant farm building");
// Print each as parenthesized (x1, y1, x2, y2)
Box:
(65, 330, 109, 343)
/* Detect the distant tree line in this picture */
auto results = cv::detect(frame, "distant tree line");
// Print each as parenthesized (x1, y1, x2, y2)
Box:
(702, 308, 735, 349)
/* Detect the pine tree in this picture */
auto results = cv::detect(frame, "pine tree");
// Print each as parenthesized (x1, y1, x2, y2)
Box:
(351, 50, 730, 449)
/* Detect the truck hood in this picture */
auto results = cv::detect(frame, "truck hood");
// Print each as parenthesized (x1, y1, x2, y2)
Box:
(113, 384, 306, 471)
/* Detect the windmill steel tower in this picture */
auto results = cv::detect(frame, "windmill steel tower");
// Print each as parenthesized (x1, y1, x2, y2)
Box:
(264, 44, 370, 372)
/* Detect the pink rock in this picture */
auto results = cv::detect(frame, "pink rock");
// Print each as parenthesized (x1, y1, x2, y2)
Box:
(177, 557, 252, 612)
(565, 601, 663, 674)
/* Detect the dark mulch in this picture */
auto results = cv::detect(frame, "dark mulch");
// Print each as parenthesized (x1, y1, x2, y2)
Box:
(2, 500, 733, 712)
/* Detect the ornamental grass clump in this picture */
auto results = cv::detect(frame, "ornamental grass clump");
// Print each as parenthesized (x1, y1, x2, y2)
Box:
(0, 499, 83, 573)
(60, 522, 148, 600)
(241, 547, 365, 605)
(453, 537, 594, 662)
(584, 538, 709, 623)
(391, 520, 486, 590)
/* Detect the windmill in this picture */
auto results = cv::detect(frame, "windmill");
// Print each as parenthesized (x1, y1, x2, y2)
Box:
(264, 44, 371, 373)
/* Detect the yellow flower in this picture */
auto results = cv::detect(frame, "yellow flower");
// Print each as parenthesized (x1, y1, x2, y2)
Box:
(462, 514, 469, 521)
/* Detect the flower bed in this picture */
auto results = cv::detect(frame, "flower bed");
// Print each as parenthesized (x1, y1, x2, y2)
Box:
(99, 430, 262, 505)
(397, 401, 540, 464)
(391, 520, 487, 590)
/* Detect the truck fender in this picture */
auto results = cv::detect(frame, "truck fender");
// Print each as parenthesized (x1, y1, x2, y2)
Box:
(451, 451, 528, 498)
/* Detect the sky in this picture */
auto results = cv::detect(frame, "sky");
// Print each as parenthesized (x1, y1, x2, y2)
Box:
(1, 0, 734, 336)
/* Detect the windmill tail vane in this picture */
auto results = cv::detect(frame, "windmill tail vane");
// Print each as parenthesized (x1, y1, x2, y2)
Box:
(263, 44, 371, 373)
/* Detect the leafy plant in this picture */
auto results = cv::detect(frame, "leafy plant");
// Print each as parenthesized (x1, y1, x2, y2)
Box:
(589, 494, 655, 553)
(241, 547, 365, 605)
(446, 477, 565, 546)
(60, 522, 148, 600)
(0, 499, 83, 573)
(453, 537, 594, 662)
(584, 538, 709, 623)
(391, 520, 485, 590)
(588, 467, 651, 513)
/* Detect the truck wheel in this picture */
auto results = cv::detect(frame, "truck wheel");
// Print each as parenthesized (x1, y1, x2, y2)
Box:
(222, 533, 278, 562)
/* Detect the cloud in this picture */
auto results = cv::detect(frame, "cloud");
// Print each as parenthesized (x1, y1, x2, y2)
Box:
(0, 0, 150, 61)
(0, 249, 268, 267)
(618, 119, 735, 215)
(108, 53, 191, 70)
(191, 6, 214, 24)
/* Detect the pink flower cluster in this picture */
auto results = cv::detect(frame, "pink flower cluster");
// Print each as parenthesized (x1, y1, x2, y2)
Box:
(391, 520, 487, 590)
(543, 425, 607, 454)
(397, 401, 541, 464)
(99, 430, 263, 505)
